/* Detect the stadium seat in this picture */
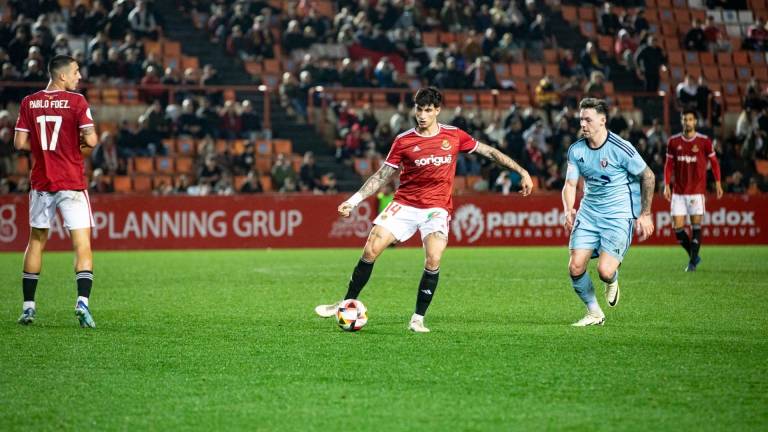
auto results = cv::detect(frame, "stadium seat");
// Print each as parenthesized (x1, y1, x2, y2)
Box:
(719, 66, 736, 81)
(702, 66, 720, 81)
(733, 51, 749, 66)
(466, 175, 482, 190)
(181, 56, 199, 70)
(163, 40, 181, 57)
(244, 61, 262, 76)
(260, 175, 273, 192)
(155, 157, 174, 174)
(162, 138, 175, 155)
(700, 52, 715, 65)
(176, 137, 195, 156)
(152, 175, 173, 189)
(756, 160, 768, 176)
(273, 139, 292, 155)
(175, 157, 194, 174)
(527, 64, 544, 78)
(685, 51, 699, 64)
(749, 52, 765, 65)
(716, 52, 733, 65)
(579, 22, 596, 38)
(215, 139, 228, 153)
(255, 156, 272, 173)
(354, 158, 373, 177)
(422, 32, 439, 47)
(232, 139, 246, 155)
(737, 66, 751, 79)
(668, 50, 684, 66)
(255, 140, 272, 156)
(102, 88, 119, 105)
(577, 6, 595, 21)
(510, 64, 526, 80)
(113, 176, 131, 193)
(132, 157, 153, 174)
(686, 65, 702, 79)
(133, 176, 152, 192)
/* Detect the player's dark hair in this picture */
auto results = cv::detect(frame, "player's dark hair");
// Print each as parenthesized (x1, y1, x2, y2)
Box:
(414, 87, 442, 108)
(48, 55, 76, 78)
(681, 108, 698, 118)
(579, 98, 609, 116)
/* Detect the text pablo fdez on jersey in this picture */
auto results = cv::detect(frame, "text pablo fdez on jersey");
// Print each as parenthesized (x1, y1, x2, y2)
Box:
(29, 99, 70, 109)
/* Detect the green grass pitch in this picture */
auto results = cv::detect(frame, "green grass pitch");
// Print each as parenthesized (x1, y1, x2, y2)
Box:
(1, 246, 766, 431)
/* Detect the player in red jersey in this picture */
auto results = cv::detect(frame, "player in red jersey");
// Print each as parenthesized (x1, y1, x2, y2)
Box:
(13, 55, 99, 327)
(663, 109, 723, 272)
(315, 87, 533, 332)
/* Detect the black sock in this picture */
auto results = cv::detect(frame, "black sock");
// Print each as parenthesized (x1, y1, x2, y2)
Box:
(344, 259, 374, 300)
(675, 228, 692, 257)
(22, 272, 39, 302)
(690, 224, 702, 263)
(415, 268, 440, 316)
(76, 271, 93, 298)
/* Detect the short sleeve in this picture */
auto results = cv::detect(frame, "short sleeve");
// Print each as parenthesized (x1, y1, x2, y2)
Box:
(665, 138, 675, 159)
(565, 148, 580, 181)
(621, 147, 648, 176)
(704, 137, 715, 157)
(457, 129, 479, 153)
(14, 98, 29, 132)
(78, 98, 94, 129)
(384, 137, 402, 168)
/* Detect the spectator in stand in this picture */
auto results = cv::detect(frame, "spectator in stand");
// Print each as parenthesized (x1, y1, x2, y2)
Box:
(434, 57, 466, 89)
(373, 56, 396, 88)
(696, 75, 718, 125)
(559, 49, 582, 78)
(279, 72, 304, 121)
(527, 14, 552, 61)
(51, 34, 71, 57)
(240, 100, 262, 139)
(0, 126, 13, 178)
(271, 153, 296, 191)
(299, 151, 320, 192)
(497, 32, 523, 63)
(197, 154, 224, 191)
(248, 17, 275, 60)
(684, 18, 708, 52)
(227, 25, 250, 60)
(128, 0, 159, 40)
(676, 74, 699, 112)
(535, 75, 561, 120)
(177, 98, 204, 138)
(22, 59, 46, 82)
(219, 100, 243, 140)
(466, 56, 498, 90)
(85, 0, 109, 36)
(105, 47, 125, 83)
(124, 49, 143, 82)
(283, 20, 306, 54)
(88, 49, 109, 83)
(584, 71, 607, 97)
(68, 2, 90, 37)
(89, 169, 114, 194)
(105, 0, 130, 40)
(140, 65, 166, 102)
(744, 18, 767, 51)
(389, 102, 412, 134)
(580, 41, 609, 79)
(599, 2, 621, 36)
(634, 35, 667, 92)
(240, 170, 263, 193)
(615, 28, 638, 70)
(92, 131, 126, 175)
(703, 16, 722, 52)
(608, 106, 629, 136)
(633, 8, 650, 35)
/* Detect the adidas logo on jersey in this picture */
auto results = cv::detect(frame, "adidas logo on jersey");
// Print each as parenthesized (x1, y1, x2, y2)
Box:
(413, 145, 422, 152)
(414, 154, 453, 167)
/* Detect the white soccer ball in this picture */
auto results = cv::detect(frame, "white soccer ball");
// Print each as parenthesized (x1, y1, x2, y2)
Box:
(336, 299, 368, 332)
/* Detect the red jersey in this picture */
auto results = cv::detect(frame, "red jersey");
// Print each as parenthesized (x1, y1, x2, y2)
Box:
(664, 132, 721, 194)
(384, 123, 478, 212)
(14, 89, 94, 192)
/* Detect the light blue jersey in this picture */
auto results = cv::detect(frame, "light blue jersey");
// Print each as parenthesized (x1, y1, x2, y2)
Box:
(566, 131, 648, 219)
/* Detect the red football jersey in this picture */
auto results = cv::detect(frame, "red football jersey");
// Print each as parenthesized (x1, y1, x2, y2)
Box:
(384, 123, 478, 212)
(664, 132, 718, 194)
(14, 89, 94, 192)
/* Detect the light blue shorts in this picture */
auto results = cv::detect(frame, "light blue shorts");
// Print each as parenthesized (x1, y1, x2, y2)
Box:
(569, 214, 635, 262)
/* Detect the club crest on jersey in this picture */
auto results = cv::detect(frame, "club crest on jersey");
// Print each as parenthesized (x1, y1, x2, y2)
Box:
(691, 145, 699, 153)
(440, 140, 451, 150)
(600, 158, 609, 168)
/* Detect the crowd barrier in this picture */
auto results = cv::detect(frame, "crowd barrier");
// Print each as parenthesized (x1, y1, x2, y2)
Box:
(0, 194, 765, 251)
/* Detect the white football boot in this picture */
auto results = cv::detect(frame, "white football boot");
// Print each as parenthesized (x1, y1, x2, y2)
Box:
(408, 315, 430, 333)
(571, 311, 606, 327)
(314, 301, 340, 318)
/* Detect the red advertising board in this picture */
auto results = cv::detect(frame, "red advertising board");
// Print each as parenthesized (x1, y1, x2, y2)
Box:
(0, 193, 765, 251)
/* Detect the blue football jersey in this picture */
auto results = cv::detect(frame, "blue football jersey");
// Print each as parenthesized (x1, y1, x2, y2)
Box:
(565, 131, 648, 219)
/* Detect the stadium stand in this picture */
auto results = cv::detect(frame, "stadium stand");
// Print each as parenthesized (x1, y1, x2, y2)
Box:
(0, 0, 766, 195)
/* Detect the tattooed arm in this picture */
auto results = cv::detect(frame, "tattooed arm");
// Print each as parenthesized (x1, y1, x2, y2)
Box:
(636, 166, 656, 241)
(80, 126, 98, 148)
(338, 164, 399, 217)
(474, 142, 533, 196)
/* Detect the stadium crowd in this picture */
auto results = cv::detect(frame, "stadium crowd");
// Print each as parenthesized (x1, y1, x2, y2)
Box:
(0, 0, 767, 196)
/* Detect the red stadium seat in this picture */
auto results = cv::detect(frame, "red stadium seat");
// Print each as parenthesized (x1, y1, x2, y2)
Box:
(273, 139, 292, 155)
(113, 176, 131, 193)
(132, 157, 153, 174)
(155, 157, 174, 174)
(260, 175, 273, 192)
(15, 157, 29, 175)
(175, 157, 194, 174)
(133, 175, 152, 192)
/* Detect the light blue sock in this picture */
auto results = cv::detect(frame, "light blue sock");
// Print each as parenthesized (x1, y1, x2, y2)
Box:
(571, 271, 600, 313)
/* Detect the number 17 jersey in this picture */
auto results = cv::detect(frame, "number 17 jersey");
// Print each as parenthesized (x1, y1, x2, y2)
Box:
(15, 89, 94, 192)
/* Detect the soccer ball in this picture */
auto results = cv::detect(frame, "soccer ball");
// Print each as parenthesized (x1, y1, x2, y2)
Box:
(336, 299, 368, 332)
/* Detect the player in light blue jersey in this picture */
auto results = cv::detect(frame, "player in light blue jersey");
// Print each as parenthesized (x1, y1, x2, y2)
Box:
(562, 98, 656, 326)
